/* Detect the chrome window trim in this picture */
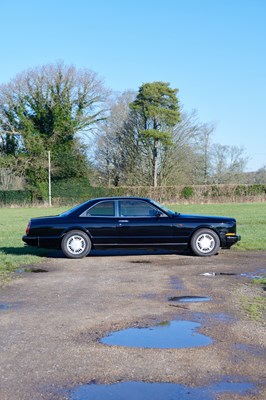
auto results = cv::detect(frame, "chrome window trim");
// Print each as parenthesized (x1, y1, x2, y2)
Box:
(118, 199, 168, 218)
(79, 200, 116, 218)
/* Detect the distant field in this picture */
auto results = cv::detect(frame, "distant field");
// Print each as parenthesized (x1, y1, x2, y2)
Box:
(0, 202, 265, 276)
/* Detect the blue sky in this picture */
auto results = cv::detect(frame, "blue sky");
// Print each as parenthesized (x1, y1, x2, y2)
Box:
(0, 0, 265, 171)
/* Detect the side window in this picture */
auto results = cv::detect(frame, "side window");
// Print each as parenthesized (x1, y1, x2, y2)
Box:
(119, 200, 159, 217)
(80, 201, 115, 217)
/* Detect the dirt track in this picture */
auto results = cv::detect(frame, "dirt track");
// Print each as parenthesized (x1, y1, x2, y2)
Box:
(0, 250, 265, 400)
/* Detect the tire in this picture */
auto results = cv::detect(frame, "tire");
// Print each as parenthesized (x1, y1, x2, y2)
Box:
(190, 228, 220, 257)
(61, 230, 92, 259)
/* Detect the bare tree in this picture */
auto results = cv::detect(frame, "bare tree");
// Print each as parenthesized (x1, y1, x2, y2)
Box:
(210, 143, 248, 183)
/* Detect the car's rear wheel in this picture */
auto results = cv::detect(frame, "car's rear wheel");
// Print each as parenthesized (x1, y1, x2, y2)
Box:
(61, 230, 92, 258)
(190, 228, 220, 256)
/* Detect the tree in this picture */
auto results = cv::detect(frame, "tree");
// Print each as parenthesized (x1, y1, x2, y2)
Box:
(210, 143, 248, 183)
(160, 111, 215, 185)
(93, 91, 137, 186)
(0, 62, 108, 196)
(130, 82, 180, 187)
(94, 98, 216, 187)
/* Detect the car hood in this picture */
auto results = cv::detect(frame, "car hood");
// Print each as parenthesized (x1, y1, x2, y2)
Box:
(173, 213, 235, 222)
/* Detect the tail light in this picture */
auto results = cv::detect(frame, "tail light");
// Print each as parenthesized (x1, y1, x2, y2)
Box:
(26, 222, 31, 235)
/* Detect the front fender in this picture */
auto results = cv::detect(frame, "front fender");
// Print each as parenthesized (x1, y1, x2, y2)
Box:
(188, 225, 222, 246)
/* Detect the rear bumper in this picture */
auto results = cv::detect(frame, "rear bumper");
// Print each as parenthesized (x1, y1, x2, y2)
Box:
(22, 236, 38, 247)
(22, 235, 61, 249)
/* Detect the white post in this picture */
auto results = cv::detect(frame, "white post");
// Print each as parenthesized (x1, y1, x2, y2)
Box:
(48, 151, 52, 207)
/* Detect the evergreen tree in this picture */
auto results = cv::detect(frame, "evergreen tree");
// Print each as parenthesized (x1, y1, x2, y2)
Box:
(130, 82, 180, 186)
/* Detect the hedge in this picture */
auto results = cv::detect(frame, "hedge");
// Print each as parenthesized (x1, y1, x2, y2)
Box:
(0, 190, 33, 205)
(0, 183, 265, 206)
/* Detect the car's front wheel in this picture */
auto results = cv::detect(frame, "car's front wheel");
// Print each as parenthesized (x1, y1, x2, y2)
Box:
(61, 230, 92, 259)
(190, 228, 220, 256)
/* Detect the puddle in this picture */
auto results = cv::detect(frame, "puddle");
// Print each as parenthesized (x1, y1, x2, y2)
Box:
(219, 272, 237, 275)
(130, 260, 152, 264)
(0, 303, 13, 310)
(16, 268, 48, 273)
(240, 273, 265, 279)
(0, 302, 20, 311)
(169, 296, 211, 303)
(201, 270, 265, 279)
(28, 268, 48, 273)
(69, 379, 255, 400)
(200, 272, 237, 276)
(101, 320, 212, 348)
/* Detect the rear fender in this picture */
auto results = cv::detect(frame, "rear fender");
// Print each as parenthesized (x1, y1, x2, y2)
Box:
(60, 227, 93, 243)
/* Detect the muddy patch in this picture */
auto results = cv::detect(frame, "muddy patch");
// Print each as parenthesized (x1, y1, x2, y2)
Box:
(16, 267, 48, 274)
(130, 260, 152, 264)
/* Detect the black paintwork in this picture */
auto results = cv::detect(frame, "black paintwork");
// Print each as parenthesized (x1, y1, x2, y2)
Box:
(22, 197, 240, 253)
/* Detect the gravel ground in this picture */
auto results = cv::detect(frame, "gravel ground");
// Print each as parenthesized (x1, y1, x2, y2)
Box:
(0, 249, 265, 400)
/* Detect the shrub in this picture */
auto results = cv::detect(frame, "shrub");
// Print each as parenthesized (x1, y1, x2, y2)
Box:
(181, 186, 194, 199)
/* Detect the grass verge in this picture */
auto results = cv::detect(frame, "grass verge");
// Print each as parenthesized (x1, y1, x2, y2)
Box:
(0, 206, 65, 279)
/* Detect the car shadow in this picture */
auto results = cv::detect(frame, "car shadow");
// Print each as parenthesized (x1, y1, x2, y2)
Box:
(0, 246, 52, 257)
(90, 248, 193, 257)
(0, 246, 193, 258)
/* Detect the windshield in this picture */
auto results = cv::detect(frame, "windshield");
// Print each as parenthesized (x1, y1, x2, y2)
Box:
(149, 199, 176, 216)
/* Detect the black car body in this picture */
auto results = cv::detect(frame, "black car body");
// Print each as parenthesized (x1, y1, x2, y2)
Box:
(22, 197, 240, 258)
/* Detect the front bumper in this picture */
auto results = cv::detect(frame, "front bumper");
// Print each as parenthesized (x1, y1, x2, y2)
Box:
(222, 234, 241, 249)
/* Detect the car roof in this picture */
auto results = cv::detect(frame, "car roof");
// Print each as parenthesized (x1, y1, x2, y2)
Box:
(90, 196, 152, 201)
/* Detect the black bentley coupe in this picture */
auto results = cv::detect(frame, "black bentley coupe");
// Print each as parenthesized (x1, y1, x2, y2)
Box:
(22, 197, 240, 258)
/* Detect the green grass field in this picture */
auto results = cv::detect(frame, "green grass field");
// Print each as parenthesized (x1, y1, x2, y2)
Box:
(0, 203, 265, 276)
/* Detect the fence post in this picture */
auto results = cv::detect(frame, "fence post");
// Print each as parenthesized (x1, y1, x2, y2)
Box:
(48, 151, 52, 207)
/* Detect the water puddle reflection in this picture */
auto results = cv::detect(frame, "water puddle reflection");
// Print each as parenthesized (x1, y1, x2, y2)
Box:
(200, 270, 265, 279)
(0, 302, 20, 310)
(101, 320, 212, 348)
(70, 379, 255, 400)
(169, 296, 211, 303)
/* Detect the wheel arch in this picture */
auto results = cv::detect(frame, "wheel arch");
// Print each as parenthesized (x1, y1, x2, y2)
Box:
(60, 227, 94, 246)
(188, 225, 221, 249)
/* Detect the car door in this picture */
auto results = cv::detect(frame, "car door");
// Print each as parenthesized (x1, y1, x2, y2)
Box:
(116, 199, 174, 245)
(79, 200, 118, 245)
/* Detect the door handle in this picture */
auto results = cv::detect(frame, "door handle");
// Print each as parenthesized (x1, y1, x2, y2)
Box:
(118, 220, 129, 223)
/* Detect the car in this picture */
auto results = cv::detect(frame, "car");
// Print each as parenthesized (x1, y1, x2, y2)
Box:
(22, 197, 241, 259)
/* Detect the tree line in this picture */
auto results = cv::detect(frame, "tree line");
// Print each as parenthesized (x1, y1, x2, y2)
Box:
(0, 62, 265, 197)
